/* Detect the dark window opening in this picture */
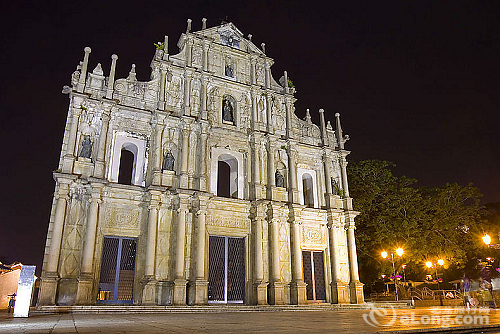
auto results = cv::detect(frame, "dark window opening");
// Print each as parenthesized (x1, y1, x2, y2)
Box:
(302, 174, 314, 208)
(217, 161, 231, 198)
(118, 149, 134, 185)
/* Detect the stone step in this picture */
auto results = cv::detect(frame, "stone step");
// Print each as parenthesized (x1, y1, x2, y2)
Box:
(33, 302, 413, 314)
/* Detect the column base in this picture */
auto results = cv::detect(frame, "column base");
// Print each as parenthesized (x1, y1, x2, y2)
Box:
(93, 160, 105, 178)
(187, 279, 208, 305)
(330, 280, 350, 304)
(62, 155, 75, 173)
(268, 281, 286, 305)
(37, 272, 59, 306)
(290, 280, 307, 305)
(76, 274, 94, 305)
(179, 173, 189, 189)
(141, 276, 158, 305)
(253, 281, 268, 305)
(152, 170, 162, 186)
(349, 280, 365, 304)
(172, 278, 187, 305)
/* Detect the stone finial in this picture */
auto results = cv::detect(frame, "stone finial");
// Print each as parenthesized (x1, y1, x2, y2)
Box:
(92, 63, 104, 75)
(305, 109, 312, 123)
(127, 64, 137, 81)
(261, 43, 266, 53)
(248, 34, 252, 41)
(187, 19, 192, 32)
(335, 112, 344, 149)
(202, 18, 207, 30)
(319, 108, 324, 114)
(107, 54, 118, 99)
(164, 35, 169, 55)
(84, 46, 92, 54)
(326, 121, 333, 131)
(77, 47, 92, 93)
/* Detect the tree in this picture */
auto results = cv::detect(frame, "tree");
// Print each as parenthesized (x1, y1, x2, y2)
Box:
(348, 160, 485, 290)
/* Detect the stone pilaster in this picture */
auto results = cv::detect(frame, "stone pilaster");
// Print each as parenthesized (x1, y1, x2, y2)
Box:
(289, 214, 307, 305)
(38, 179, 71, 305)
(93, 109, 110, 179)
(188, 201, 208, 305)
(346, 217, 364, 304)
(252, 204, 268, 305)
(152, 117, 164, 186)
(76, 183, 103, 305)
(327, 219, 350, 304)
(179, 122, 190, 188)
(267, 203, 285, 305)
(172, 196, 188, 305)
(141, 192, 160, 305)
(62, 107, 82, 173)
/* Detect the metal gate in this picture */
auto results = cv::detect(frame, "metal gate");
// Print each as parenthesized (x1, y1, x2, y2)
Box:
(97, 236, 137, 304)
(208, 236, 245, 303)
(302, 250, 326, 302)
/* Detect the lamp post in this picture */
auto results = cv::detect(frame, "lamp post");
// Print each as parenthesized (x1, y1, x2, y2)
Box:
(381, 248, 404, 301)
(426, 259, 444, 290)
(483, 234, 500, 249)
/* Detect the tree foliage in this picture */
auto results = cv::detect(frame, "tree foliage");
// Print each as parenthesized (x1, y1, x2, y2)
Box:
(348, 160, 486, 288)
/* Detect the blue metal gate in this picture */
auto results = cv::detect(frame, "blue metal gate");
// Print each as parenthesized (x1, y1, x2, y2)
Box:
(97, 236, 137, 304)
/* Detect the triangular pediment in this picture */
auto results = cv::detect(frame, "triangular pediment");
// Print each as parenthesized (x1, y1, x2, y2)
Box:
(192, 22, 265, 55)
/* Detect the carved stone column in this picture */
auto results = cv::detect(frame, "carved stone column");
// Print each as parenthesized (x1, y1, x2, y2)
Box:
(267, 206, 285, 305)
(93, 109, 111, 179)
(187, 129, 198, 189)
(179, 122, 190, 188)
(173, 196, 188, 305)
(152, 118, 164, 186)
(198, 124, 208, 191)
(142, 193, 160, 305)
(38, 180, 70, 305)
(346, 218, 364, 304)
(266, 137, 274, 199)
(253, 205, 268, 305)
(287, 144, 299, 203)
(327, 219, 349, 304)
(158, 66, 167, 110)
(183, 70, 192, 116)
(76, 183, 103, 305)
(189, 202, 208, 305)
(289, 218, 307, 305)
(62, 107, 82, 173)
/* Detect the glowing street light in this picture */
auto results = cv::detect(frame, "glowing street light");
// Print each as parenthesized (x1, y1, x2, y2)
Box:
(381, 248, 404, 301)
(426, 259, 445, 289)
(483, 234, 492, 246)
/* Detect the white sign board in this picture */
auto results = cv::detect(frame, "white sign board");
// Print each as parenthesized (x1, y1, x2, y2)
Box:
(13, 265, 36, 318)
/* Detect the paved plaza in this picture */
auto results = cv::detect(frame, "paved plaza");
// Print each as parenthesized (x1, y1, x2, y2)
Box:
(1, 307, 500, 333)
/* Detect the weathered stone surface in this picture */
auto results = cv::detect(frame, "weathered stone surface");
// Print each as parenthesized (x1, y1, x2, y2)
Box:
(38, 20, 363, 308)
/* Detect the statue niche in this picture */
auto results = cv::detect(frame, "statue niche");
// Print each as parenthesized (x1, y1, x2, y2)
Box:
(79, 135, 93, 159)
(222, 97, 234, 124)
(162, 151, 175, 172)
(275, 170, 285, 188)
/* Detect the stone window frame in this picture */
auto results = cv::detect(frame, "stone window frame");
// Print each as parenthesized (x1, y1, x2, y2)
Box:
(108, 131, 147, 186)
(297, 168, 319, 208)
(210, 147, 245, 199)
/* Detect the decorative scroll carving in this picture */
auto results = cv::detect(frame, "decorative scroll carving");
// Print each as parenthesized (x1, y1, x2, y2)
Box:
(207, 215, 248, 229)
(104, 207, 140, 229)
(302, 226, 325, 245)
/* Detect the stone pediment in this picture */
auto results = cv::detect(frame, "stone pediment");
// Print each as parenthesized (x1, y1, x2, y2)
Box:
(191, 22, 265, 56)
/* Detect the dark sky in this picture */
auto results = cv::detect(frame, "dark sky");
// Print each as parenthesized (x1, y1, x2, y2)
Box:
(1, 1, 499, 273)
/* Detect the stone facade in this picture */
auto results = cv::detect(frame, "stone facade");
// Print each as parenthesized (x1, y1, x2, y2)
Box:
(38, 20, 364, 306)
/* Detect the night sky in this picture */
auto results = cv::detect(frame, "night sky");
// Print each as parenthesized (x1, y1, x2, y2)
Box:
(1, 1, 499, 274)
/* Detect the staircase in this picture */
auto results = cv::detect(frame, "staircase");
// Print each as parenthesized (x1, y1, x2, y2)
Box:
(33, 301, 413, 314)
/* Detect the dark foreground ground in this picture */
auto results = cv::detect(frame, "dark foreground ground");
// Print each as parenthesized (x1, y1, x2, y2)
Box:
(1, 307, 500, 333)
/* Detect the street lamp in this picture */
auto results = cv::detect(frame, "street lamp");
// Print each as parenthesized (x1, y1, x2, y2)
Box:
(426, 259, 445, 290)
(483, 234, 492, 246)
(381, 248, 404, 301)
